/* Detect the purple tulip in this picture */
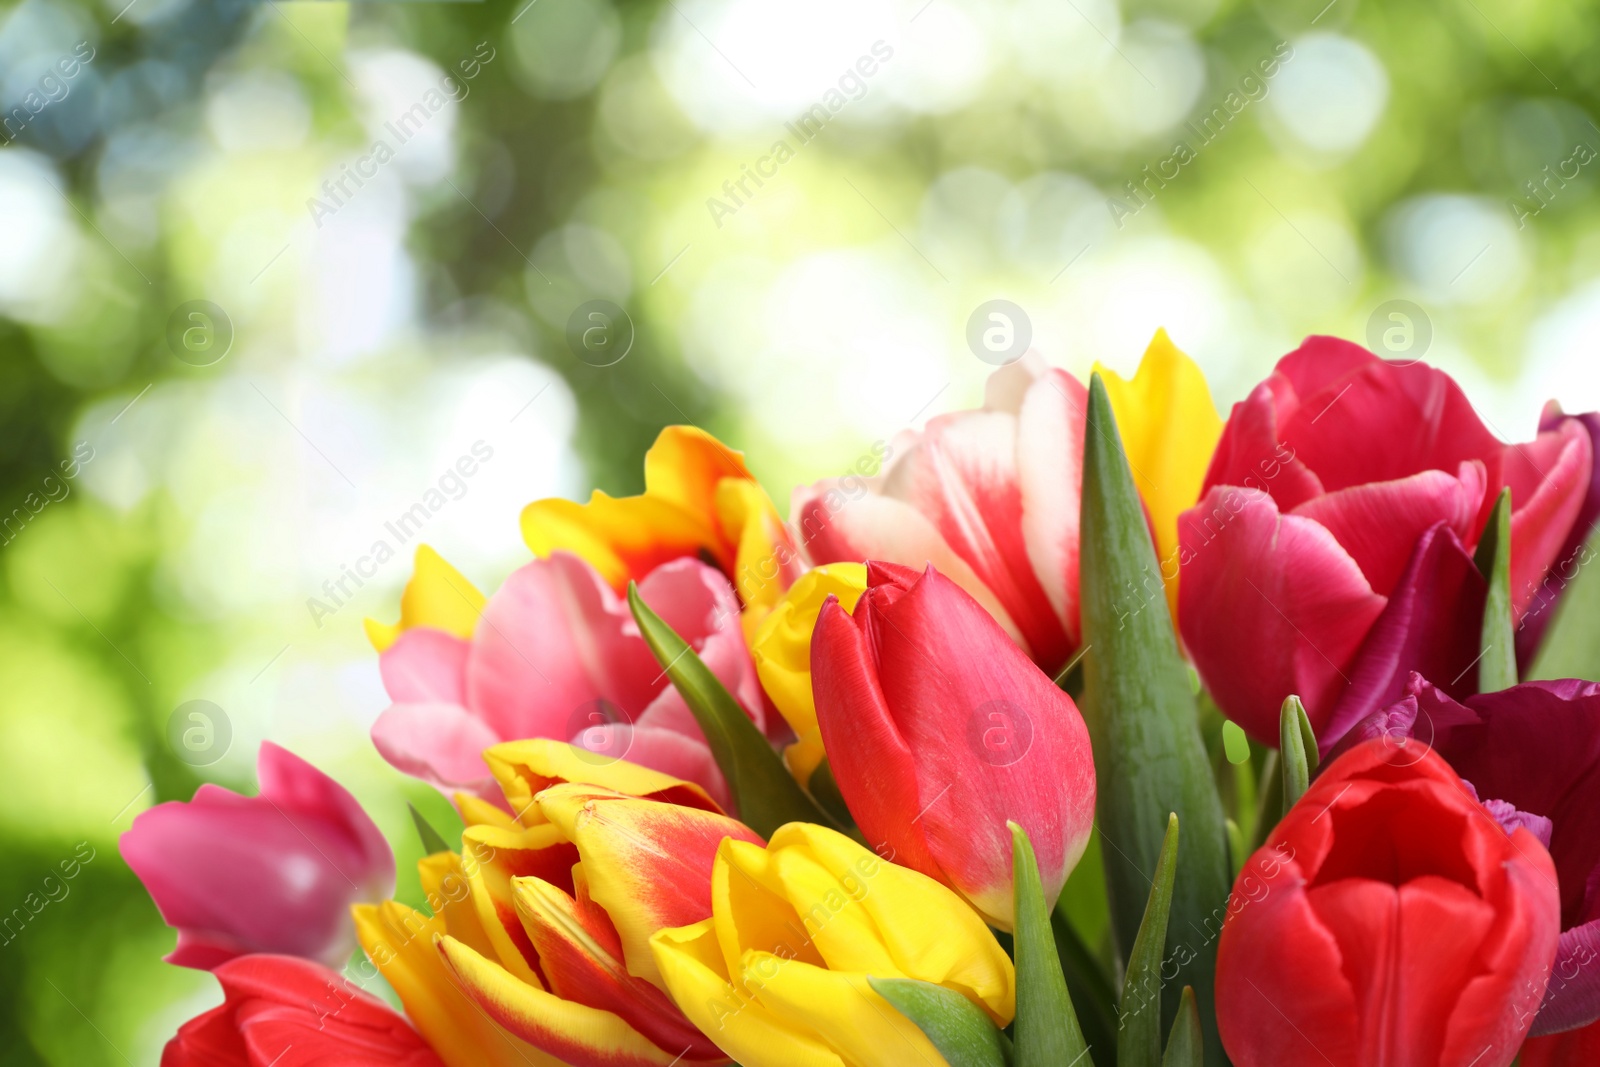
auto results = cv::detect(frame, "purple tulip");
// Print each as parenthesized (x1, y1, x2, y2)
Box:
(120, 742, 395, 971)
(1332, 675, 1600, 1036)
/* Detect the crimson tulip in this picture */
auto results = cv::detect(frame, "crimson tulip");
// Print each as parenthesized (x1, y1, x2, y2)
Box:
(1523, 1020, 1600, 1066)
(1517, 406, 1600, 668)
(1332, 676, 1600, 1035)
(1180, 337, 1595, 743)
(810, 560, 1096, 929)
(162, 954, 443, 1066)
(1217, 738, 1560, 1066)
(121, 742, 395, 970)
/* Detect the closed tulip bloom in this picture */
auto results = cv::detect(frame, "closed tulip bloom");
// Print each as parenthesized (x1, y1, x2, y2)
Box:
(650, 823, 1016, 1067)
(1181, 337, 1595, 743)
(121, 742, 394, 971)
(810, 561, 1095, 929)
(162, 954, 443, 1067)
(749, 562, 867, 784)
(1217, 738, 1561, 1067)
(357, 740, 760, 1067)
(1333, 676, 1600, 1035)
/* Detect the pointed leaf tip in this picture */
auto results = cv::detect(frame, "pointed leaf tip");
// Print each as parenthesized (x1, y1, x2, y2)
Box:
(409, 802, 453, 856)
(1011, 822, 1089, 1066)
(1279, 695, 1312, 815)
(1118, 813, 1180, 1067)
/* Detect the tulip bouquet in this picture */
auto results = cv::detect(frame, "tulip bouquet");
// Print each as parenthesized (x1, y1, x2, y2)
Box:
(125, 332, 1600, 1067)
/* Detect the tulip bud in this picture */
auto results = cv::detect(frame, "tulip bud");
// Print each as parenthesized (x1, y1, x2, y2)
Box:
(121, 742, 395, 970)
(811, 561, 1095, 929)
(1217, 738, 1561, 1066)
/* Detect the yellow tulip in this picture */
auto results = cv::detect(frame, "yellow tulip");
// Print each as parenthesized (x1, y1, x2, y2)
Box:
(651, 823, 1016, 1067)
(749, 563, 868, 784)
(1094, 329, 1222, 621)
(520, 426, 803, 645)
(363, 544, 485, 652)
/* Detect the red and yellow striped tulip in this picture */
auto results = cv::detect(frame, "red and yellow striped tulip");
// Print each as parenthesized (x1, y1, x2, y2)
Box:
(357, 740, 761, 1067)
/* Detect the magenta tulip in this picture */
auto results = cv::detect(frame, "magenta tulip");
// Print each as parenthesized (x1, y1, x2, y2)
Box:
(121, 742, 395, 970)
(1180, 337, 1595, 743)
(810, 560, 1096, 929)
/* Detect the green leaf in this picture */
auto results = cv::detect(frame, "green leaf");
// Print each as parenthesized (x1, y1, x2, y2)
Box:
(1278, 696, 1313, 816)
(1117, 814, 1179, 1067)
(1474, 487, 1517, 692)
(409, 802, 453, 855)
(870, 977, 1012, 1067)
(1160, 987, 1203, 1067)
(1219, 721, 1251, 765)
(1078, 373, 1232, 1062)
(628, 583, 833, 837)
(805, 758, 857, 832)
(1011, 822, 1090, 1066)
(1531, 528, 1600, 681)
(1050, 899, 1120, 1065)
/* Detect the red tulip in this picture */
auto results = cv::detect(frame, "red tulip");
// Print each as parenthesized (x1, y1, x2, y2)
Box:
(810, 560, 1096, 929)
(1217, 738, 1560, 1067)
(1523, 1020, 1600, 1066)
(162, 954, 443, 1067)
(1180, 337, 1594, 743)
(121, 743, 395, 970)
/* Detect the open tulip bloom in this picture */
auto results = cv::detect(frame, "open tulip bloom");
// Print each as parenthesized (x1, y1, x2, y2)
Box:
(124, 331, 1600, 1067)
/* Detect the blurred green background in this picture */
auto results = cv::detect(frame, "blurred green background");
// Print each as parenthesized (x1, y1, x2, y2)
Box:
(1, 0, 1596, 1060)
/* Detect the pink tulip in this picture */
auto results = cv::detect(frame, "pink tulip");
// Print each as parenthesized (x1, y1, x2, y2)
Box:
(793, 354, 1086, 676)
(371, 551, 779, 811)
(811, 560, 1096, 928)
(120, 743, 395, 971)
(1180, 338, 1595, 743)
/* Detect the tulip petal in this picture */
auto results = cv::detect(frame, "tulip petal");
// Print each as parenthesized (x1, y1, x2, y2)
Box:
(1095, 328, 1224, 620)
(1290, 464, 1486, 598)
(535, 784, 764, 989)
(365, 546, 485, 653)
(460, 822, 578, 987)
(887, 406, 1073, 670)
(1505, 418, 1594, 618)
(715, 476, 804, 643)
(438, 936, 709, 1067)
(790, 485, 1026, 647)
(354, 902, 557, 1067)
(742, 953, 945, 1067)
(651, 920, 848, 1067)
(484, 739, 724, 825)
(466, 553, 660, 744)
(381, 628, 470, 705)
(1178, 486, 1386, 742)
(1318, 524, 1486, 752)
(372, 703, 502, 797)
(513, 877, 726, 1060)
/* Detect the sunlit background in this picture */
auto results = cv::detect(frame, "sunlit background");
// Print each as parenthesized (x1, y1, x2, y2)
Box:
(2, 0, 1598, 1059)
